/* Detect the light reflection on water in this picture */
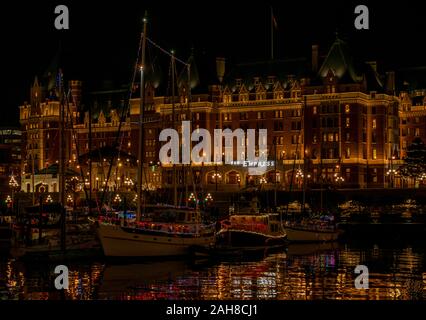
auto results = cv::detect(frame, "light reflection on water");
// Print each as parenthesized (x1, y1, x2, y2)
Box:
(0, 243, 425, 300)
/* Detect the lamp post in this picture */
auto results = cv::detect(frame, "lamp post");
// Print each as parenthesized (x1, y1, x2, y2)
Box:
(212, 166, 221, 192)
(124, 177, 134, 191)
(386, 156, 396, 188)
(295, 168, 304, 189)
(391, 156, 395, 188)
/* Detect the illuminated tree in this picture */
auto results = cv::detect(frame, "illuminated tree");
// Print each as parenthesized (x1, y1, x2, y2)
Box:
(399, 138, 426, 183)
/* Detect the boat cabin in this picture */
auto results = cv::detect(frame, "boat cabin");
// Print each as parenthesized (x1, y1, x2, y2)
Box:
(228, 213, 282, 235)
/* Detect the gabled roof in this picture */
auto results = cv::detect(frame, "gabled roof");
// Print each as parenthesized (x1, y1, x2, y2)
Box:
(318, 38, 362, 83)
(178, 53, 200, 90)
(396, 66, 426, 92)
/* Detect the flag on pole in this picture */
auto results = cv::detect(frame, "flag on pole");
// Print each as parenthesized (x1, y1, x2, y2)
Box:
(271, 7, 278, 29)
(272, 13, 278, 29)
(270, 6, 277, 60)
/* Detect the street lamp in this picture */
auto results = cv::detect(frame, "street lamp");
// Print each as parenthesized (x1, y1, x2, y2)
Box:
(5, 195, 12, 208)
(188, 192, 197, 207)
(9, 175, 19, 211)
(212, 172, 221, 191)
(113, 194, 122, 205)
(67, 194, 73, 206)
(335, 175, 345, 183)
(386, 168, 397, 188)
(46, 195, 53, 203)
(205, 193, 213, 204)
(124, 177, 134, 190)
(295, 168, 304, 188)
(390, 155, 395, 188)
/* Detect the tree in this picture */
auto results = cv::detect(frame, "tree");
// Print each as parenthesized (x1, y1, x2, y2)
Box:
(399, 138, 426, 182)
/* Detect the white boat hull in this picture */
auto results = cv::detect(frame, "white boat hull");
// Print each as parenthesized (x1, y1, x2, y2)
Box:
(98, 224, 215, 257)
(285, 226, 339, 242)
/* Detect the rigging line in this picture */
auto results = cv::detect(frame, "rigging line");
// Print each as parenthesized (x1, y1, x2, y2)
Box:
(99, 32, 144, 208)
(166, 58, 173, 100)
(117, 104, 127, 154)
(144, 34, 189, 66)
(64, 88, 90, 204)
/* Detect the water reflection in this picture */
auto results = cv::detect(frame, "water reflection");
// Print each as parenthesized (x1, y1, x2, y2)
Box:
(0, 243, 425, 300)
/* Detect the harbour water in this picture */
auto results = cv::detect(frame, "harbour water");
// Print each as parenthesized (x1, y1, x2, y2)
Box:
(1, 241, 425, 300)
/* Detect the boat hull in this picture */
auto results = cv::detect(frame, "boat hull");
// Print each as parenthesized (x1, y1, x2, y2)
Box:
(217, 229, 286, 247)
(285, 226, 339, 242)
(98, 224, 215, 257)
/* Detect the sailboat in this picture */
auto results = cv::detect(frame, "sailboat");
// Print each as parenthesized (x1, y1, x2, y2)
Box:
(97, 16, 216, 257)
(10, 70, 100, 260)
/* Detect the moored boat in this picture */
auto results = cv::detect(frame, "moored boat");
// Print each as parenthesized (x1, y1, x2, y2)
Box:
(284, 222, 340, 242)
(97, 205, 216, 257)
(216, 198, 286, 247)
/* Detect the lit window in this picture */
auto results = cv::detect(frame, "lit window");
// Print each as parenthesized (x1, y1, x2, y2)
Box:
(313, 106, 317, 115)
(345, 117, 350, 128)
(372, 119, 376, 129)
(345, 105, 350, 113)
(372, 148, 377, 160)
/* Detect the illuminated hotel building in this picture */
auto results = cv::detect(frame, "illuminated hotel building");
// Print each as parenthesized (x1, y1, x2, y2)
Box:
(17, 37, 426, 197)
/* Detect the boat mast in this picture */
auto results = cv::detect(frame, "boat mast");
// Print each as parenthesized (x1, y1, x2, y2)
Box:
(88, 99, 92, 214)
(302, 96, 306, 214)
(185, 63, 191, 207)
(274, 137, 277, 208)
(171, 51, 178, 207)
(58, 70, 66, 251)
(137, 12, 148, 222)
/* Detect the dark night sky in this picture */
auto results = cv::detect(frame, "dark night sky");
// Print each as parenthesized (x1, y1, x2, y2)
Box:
(2, 0, 425, 126)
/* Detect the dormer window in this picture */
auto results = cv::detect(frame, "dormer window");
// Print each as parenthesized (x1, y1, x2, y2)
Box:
(223, 94, 231, 103)
(236, 79, 242, 87)
(274, 91, 284, 99)
(239, 94, 249, 102)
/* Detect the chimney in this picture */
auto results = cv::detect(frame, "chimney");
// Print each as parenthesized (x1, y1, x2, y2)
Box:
(312, 45, 319, 73)
(366, 61, 377, 72)
(385, 71, 395, 95)
(216, 57, 225, 83)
